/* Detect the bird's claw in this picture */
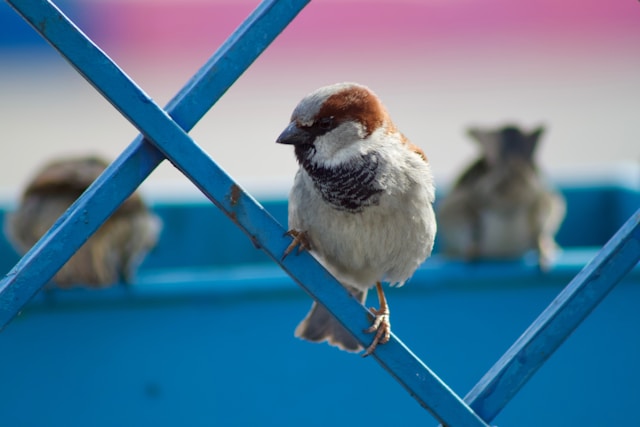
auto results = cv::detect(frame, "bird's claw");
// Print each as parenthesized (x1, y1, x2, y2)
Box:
(282, 229, 311, 260)
(362, 306, 391, 357)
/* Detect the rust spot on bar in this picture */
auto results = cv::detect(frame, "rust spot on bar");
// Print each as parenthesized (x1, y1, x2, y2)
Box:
(249, 234, 261, 250)
(229, 184, 241, 206)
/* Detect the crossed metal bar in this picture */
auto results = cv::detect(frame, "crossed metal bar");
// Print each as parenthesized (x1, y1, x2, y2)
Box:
(1, 1, 639, 426)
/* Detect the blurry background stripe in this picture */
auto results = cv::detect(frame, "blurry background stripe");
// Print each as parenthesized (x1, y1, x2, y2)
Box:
(1, 0, 639, 197)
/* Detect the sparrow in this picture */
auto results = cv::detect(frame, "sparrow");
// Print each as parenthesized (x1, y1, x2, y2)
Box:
(437, 124, 566, 269)
(4, 155, 161, 288)
(277, 82, 437, 356)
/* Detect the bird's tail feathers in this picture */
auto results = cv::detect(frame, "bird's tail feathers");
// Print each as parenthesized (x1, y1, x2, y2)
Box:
(294, 288, 366, 353)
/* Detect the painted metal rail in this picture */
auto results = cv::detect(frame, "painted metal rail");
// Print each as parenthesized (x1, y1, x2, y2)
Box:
(1, 1, 638, 426)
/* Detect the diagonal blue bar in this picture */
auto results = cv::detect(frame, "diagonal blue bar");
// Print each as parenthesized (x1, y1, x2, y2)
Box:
(1, 1, 491, 426)
(461, 209, 640, 423)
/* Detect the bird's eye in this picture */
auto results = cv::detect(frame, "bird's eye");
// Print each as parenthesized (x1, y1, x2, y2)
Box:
(317, 117, 334, 130)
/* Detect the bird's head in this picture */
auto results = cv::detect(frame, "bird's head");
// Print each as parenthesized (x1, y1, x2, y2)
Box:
(276, 82, 391, 168)
(468, 125, 545, 167)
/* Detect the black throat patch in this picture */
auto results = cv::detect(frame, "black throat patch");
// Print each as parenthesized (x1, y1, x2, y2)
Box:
(295, 144, 383, 213)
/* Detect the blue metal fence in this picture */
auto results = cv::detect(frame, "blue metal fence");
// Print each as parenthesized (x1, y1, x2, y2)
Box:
(1, 1, 638, 425)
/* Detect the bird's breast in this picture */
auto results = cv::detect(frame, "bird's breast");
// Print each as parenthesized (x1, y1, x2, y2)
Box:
(301, 152, 383, 213)
(290, 177, 435, 289)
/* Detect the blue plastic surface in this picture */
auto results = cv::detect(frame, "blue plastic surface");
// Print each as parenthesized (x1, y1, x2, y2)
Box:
(1, 181, 639, 426)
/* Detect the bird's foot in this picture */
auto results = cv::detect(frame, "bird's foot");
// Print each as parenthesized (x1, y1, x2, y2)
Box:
(282, 229, 311, 260)
(362, 305, 391, 357)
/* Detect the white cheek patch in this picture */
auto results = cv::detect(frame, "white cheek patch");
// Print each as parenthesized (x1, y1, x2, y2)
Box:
(325, 143, 364, 167)
(310, 122, 368, 168)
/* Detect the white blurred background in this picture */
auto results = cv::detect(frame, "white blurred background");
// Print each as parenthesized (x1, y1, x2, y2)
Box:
(1, 0, 639, 199)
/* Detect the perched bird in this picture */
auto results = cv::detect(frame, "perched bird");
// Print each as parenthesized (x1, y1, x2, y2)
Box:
(4, 155, 161, 288)
(437, 125, 565, 268)
(277, 82, 437, 356)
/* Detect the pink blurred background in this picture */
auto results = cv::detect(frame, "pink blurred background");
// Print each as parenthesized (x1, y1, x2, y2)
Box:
(1, 0, 639, 198)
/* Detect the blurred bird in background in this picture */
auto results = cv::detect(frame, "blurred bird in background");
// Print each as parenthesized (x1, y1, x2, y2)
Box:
(4, 155, 161, 288)
(278, 82, 437, 356)
(437, 124, 565, 269)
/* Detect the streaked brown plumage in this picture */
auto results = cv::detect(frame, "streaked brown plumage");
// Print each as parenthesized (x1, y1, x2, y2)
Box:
(4, 155, 161, 288)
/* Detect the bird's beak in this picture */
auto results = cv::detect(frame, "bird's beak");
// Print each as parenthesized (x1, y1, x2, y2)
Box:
(276, 122, 313, 146)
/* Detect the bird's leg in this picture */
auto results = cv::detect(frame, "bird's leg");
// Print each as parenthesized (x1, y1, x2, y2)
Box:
(362, 281, 391, 357)
(282, 229, 312, 260)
